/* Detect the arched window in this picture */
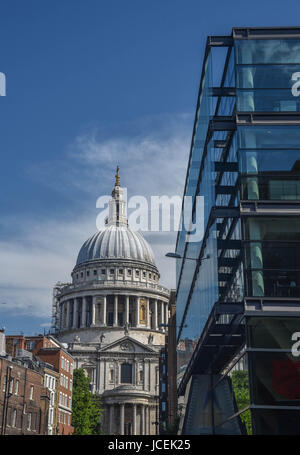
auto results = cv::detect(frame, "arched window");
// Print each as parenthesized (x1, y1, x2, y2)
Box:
(121, 363, 132, 384)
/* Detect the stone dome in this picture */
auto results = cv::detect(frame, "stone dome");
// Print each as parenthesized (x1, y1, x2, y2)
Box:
(76, 224, 156, 266)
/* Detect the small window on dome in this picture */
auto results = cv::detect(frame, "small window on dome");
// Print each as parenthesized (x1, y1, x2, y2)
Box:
(135, 270, 139, 277)
(101, 269, 106, 275)
(110, 269, 114, 275)
(87, 270, 90, 277)
(119, 269, 123, 274)
(80, 272, 83, 278)
(149, 273, 152, 279)
(93, 270, 97, 276)
(127, 269, 132, 275)
(143, 271, 146, 278)
(76, 274, 78, 279)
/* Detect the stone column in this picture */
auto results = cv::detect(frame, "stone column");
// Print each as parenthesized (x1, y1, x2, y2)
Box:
(160, 301, 165, 331)
(132, 403, 137, 435)
(102, 296, 107, 326)
(66, 300, 70, 329)
(148, 406, 151, 434)
(81, 296, 87, 328)
(144, 405, 148, 435)
(72, 298, 77, 329)
(120, 403, 125, 435)
(91, 296, 96, 325)
(141, 404, 144, 435)
(146, 298, 150, 328)
(136, 297, 139, 327)
(109, 404, 114, 434)
(154, 299, 158, 330)
(165, 302, 168, 330)
(113, 295, 118, 326)
(125, 295, 129, 325)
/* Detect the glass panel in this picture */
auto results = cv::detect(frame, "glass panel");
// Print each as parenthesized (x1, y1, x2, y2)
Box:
(237, 89, 300, 112)
(243, 219, 300, 241)
(248, 351, 300, 406)
(235, 39, 300, 64)
(239, 149, 300, 174)
(237, 125, 300, 149)
(247, 317, 300, 349)
(252, 408, 300, 435)
(241, 176, 300, 200)
(236, 65, 300, 89)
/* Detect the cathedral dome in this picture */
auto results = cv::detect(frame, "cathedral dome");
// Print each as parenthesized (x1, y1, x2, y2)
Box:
(75, 167, 156, 267)
(76, 224, 156, 266)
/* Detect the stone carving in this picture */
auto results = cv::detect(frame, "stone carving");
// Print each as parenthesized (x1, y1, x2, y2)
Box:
(148, 333, 154, 344)
(99, 333, 105, 343)
(74, 335, 80, 342)
(120, 341, 134, 351)
(124, 321, 129, 336)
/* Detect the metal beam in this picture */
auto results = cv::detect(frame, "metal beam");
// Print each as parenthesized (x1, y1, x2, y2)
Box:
(214, 162, 238, 172)
(212, 87, 236, 97)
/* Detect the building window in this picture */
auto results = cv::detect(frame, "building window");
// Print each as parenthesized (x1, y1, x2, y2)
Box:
(29, 385, 34, 400)
(139, 370, 144, 382)
(81, 272, 83, 278)
(119, 269, 123, 274)
(143, 271, 146, 278)
(2, 375, 6, 392)
(87, 270, 90, 277)
(135, 270, 140, 277)
(127, 269, 132, 275)
(121, 363, 133, 384)
(110, 269, 114, 275)
(26, 341, 35, 351)
(12, 409, 17, 427)
(27, 413, 32, 430)
(101, 269, 106, 275)
(93, 269, 97, 276)
(15, 380, 19, 395)
(110, 369, 114, 382)
(9, 378, 13, 395)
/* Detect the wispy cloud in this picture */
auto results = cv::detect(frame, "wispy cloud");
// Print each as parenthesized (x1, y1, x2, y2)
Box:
(1, 113, 192, 321)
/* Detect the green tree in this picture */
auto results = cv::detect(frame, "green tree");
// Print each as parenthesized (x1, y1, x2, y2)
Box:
(72, 368, 103, 435)
(231, 370, 252, 435)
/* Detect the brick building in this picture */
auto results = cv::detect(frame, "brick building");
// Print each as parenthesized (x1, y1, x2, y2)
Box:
(0, 356, 45, 434)
(37, 347, 74, 435)
(4, 333, 74, 435)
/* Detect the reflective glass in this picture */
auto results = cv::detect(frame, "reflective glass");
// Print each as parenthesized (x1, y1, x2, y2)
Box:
(248, 351, 300, 406)
(238, 125, 300, 149)
(237, 89, 300, 112)
(247, 316, 300, 349)
(236, 64, 300, 89)
(235, 39, 300, 64)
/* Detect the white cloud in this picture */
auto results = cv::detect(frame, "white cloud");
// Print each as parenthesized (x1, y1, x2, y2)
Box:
(1, 113, 192, 318)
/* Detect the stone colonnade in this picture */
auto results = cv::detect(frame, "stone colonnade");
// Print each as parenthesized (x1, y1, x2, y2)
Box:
(107, 402, 157, 435)
(59, 295, 168, 332)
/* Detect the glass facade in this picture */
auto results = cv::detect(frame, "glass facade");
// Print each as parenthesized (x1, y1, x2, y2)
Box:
(176, 28, 300, 435)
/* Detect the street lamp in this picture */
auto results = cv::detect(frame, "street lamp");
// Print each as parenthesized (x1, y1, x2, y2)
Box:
(165, 252, 210, 261)
(1, 365, 13, 435)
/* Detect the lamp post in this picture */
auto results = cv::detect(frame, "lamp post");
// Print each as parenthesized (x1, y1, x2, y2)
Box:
(1, 365, 13, 435)
(165, 252, 210, 261)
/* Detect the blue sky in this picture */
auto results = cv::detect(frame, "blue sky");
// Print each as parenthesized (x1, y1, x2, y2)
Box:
(0, 0, 299, 334)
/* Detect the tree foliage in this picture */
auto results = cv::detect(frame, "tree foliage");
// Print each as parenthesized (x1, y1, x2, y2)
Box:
(231, 370, 252, 435)
(72, 368, 103, 435)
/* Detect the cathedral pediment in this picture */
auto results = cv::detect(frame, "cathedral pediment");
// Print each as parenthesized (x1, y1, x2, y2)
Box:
(99, 336, 156, 354)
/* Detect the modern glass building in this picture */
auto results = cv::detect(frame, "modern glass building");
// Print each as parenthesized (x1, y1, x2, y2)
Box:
(175, 27, 300, 435)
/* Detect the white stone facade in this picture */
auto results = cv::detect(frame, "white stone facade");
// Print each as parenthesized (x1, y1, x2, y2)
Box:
(53, 169, 170, 435)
